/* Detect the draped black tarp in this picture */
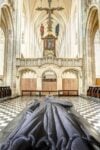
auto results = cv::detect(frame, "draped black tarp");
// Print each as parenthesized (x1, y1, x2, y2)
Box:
(0, 97, 99, 150)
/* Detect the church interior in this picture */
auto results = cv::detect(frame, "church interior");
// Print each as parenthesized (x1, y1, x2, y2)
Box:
(0, 0, 100, 149)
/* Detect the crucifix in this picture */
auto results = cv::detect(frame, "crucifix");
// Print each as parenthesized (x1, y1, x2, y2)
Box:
(36, 0, 64, 57)
(36, 0, 64, 32)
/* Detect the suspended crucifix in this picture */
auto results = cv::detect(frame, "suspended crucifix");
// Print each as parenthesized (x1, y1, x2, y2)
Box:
(36, 0, 64, 57)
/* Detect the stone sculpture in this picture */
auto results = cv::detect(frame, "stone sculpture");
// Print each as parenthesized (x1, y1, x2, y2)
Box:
(1, 96, 99, 150)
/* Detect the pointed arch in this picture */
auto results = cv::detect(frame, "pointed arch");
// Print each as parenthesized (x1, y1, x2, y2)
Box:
(0, 3, 14, 87)
(86, 5, 99, 86)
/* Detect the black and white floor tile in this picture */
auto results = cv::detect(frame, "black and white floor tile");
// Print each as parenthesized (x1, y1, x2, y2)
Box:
(67, 97, 100, 134)
(0, 96, 100, 135)
(0, 97, 34, 132)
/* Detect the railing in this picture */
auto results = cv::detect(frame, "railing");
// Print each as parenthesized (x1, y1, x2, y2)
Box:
(16, 57, 83, 67)
(21, 90, 78, 96)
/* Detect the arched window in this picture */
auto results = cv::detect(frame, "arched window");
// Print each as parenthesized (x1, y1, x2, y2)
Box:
(0, 28, 5, 75)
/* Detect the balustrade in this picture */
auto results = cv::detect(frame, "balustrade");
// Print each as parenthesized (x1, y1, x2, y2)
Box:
(16, 57, 83, 67)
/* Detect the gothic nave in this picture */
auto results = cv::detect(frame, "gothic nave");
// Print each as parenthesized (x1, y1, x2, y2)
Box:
(0, 0, 100, 149)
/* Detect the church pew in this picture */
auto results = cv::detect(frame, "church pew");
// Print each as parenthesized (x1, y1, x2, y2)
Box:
(0, 86, 12, 98)
(87, 86, 100, 98)
(97, 88, 100, 98)
(0, 87, 3, 98)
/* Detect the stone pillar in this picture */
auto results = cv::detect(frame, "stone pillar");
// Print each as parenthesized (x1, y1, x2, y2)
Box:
(11, 0, 23, 95)
(80, 0, 88, 95)
(78, 71, 83, 95)
(78, 0, 83, 57)
(0, 7, 1, 26)
(87, 32, 96, 86)
(24, 18, 34, 58)
(57, 75, 62, 90)
(4, 0, 22, 95)
(98, 4, 100, 30)
(68, 19, 71, 58)
(6, 30, 14, 88)
(37, 76, 42, 90)
(16, 72, 21, 95)
(15, 0, 22, 58)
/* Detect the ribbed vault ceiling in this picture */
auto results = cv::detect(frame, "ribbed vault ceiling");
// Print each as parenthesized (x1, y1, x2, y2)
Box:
(23, 0, 77, 57)
(23, 0, 73, 30)
(0, 0, 78, 58)
(0, 0, 77, 58)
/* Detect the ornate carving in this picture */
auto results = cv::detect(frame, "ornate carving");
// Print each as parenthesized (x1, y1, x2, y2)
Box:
(16, 58, 83, 67)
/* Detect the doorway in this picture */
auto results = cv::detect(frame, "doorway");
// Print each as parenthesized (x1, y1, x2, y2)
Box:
(42, 70, 57, 95)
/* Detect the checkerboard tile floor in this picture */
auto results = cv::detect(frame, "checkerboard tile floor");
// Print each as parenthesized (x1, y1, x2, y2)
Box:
(0, 97, 34, 132)
(67, 97, 100, 134)
(0, 96, 100, 135)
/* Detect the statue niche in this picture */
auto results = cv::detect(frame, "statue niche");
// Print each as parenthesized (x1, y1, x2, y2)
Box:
(42, 34, 57, 57)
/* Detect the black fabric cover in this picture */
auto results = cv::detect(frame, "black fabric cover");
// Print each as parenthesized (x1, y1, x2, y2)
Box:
(0, 97, 96, 150)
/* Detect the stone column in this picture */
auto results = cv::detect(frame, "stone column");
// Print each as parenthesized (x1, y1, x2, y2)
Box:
(11, 0, 23, 95)
(5, 0, 22, 95)
(6, 30, 14, 88)
(37, 76, 42, 90)
(80, 0, 88, 95)
(0, 7, 1, 26)
(98, 2, 100, 30)
(87, 32, 96, 86)
(78, 0, 83, 57)
(57, 75, 62, 90)
(16, 71, 21, 95)
(68, 19, 71, 58)
(24, 18, 34, 58)
(78, 71, 83, 95)
(15, 0, 22, 58)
